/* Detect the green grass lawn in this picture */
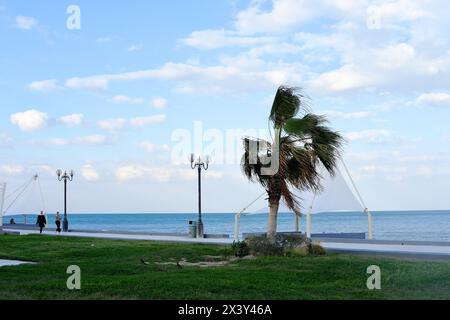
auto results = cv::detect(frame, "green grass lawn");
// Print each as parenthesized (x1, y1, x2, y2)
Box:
(1, 234, 450, 300)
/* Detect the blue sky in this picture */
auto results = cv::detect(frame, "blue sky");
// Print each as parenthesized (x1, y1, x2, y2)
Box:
(1, 0, 450, 214)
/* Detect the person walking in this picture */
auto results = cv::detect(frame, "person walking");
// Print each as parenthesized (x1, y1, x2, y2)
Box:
(55, 212, 62, 234)
(36, 211, 47, 234)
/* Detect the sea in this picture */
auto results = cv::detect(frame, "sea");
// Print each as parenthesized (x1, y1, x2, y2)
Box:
(4, 210, 450, 242)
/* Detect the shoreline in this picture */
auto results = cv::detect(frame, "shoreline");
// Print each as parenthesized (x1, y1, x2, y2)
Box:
(5, 211, 450, 243)
(4, 209, 450, 216)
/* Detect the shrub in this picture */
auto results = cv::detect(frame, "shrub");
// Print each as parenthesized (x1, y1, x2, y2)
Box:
(307, 243, 327, 256)
(279, 234, 308, 253)
(231, 241, 250, 258)
(290, 246, 309, 257)
(246, 234, 314, 257)
(246, 236, 284, 256)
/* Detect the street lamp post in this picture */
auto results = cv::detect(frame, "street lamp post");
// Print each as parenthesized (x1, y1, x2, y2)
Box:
(57, 169, 74, 232)
(190, 154, 209, 238)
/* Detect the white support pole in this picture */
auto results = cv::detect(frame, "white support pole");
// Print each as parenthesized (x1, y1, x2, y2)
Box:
(306, 194, 316, 240)
(306, 210, 311, 239)
(366, 208, 373, 240)
(233, 192, 266, 242)
(0, 182, 6, 229)
(234, 213, 241, 242)
(294, 211, 299, 233)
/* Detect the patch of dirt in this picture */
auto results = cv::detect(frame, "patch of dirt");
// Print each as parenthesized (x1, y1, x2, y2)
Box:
(155, 255, 257, 268)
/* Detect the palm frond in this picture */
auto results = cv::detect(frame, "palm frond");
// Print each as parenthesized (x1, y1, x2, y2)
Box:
(269, 86, 307, 128)
(279, 180, 300, 213)
(284, 114, 344, 175)
(283, 114, 323, 136)
(241, 137, 271, 187)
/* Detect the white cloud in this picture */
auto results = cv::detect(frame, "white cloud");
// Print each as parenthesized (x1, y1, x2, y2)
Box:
(138, 141, 171, 153)
(32, 164, 54, 176)
(115, 165, 171, 183)
(58, 114, 84, 127)
(74, 135, 107, 145)
(415, 165, 434, 177)
(111, 95, 144, 105)
(65, 59, 303, 94)
(357, 162, 442, 182)
(115, 165, 140, 181)
(233, 0, 429, 35)
(244, 42, 301, 57)
(14, 15, 38, 30)
(10, 109, 48, 132)
(346, 150, 447, 164)
(204, 170, 224, 180)
(115, 164, 222, 183)
(81, 164, 100, 182)
(129, 115, 167, 127)
(139, 141, 156, 152)
(234, 0, 316, 34)
(128, 44, 144, 52)
(65, 77, 110, 92)
(98, 115, 166, 131)
(371, 0, 430, 23)
(307, 40, 449, 94)
(181, 29, 276, 49)
(47, 138, 69, 146)
(0, 164, 52, 179)
(29, 79, 58, 92)
(48, 135, 107, 146)
(98, 118, 127, 132)
(57, 1, 450, 100)
(151, 97, 168, 109)
(360, 165, 408, 182)
(0, 164, 25, 175)
(293, 30, 354, 56)
(372, 43, 416, 70)
(345, 129, 392, 144)
(398, 155, 437, 163)
(60, 0, 445, 99)
(320, 110, 374, 120)
(417, 92, 450, 107)
(287, 4, 450, 95)
(160, 144, 171, 152)
(310, 64, 373, 92)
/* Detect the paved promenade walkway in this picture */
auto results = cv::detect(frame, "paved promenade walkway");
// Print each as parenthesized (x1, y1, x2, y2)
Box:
(3, 228, 232, 245)
(5, 228, 450, 260)
(0, 259, 34, 267)
(321, 242, 450, 260)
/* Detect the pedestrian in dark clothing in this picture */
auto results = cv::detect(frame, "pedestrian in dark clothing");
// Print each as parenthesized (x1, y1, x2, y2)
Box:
(55, 212, 62, 234)
(36, 211, 46, 234)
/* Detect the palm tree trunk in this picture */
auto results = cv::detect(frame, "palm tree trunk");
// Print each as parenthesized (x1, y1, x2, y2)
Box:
(267, 201, 279, 239)
(267, 176, 282, 240)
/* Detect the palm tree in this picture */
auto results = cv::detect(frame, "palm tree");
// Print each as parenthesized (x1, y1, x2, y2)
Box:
(241, 86, 344, 239)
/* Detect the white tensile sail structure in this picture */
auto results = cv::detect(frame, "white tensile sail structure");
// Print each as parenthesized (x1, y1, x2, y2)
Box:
(0, 182, 6, 229)
(234, 159, 373, 241)
(0, 175, 48, 225)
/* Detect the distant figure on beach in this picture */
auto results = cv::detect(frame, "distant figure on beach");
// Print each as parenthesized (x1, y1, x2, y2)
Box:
(55, 212, 62, 234)
(36, 211, 47, 234)
(9, 218, 16, 225)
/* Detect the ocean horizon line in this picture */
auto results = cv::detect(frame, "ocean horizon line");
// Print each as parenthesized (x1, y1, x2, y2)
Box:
(4, 209, 450, 216)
